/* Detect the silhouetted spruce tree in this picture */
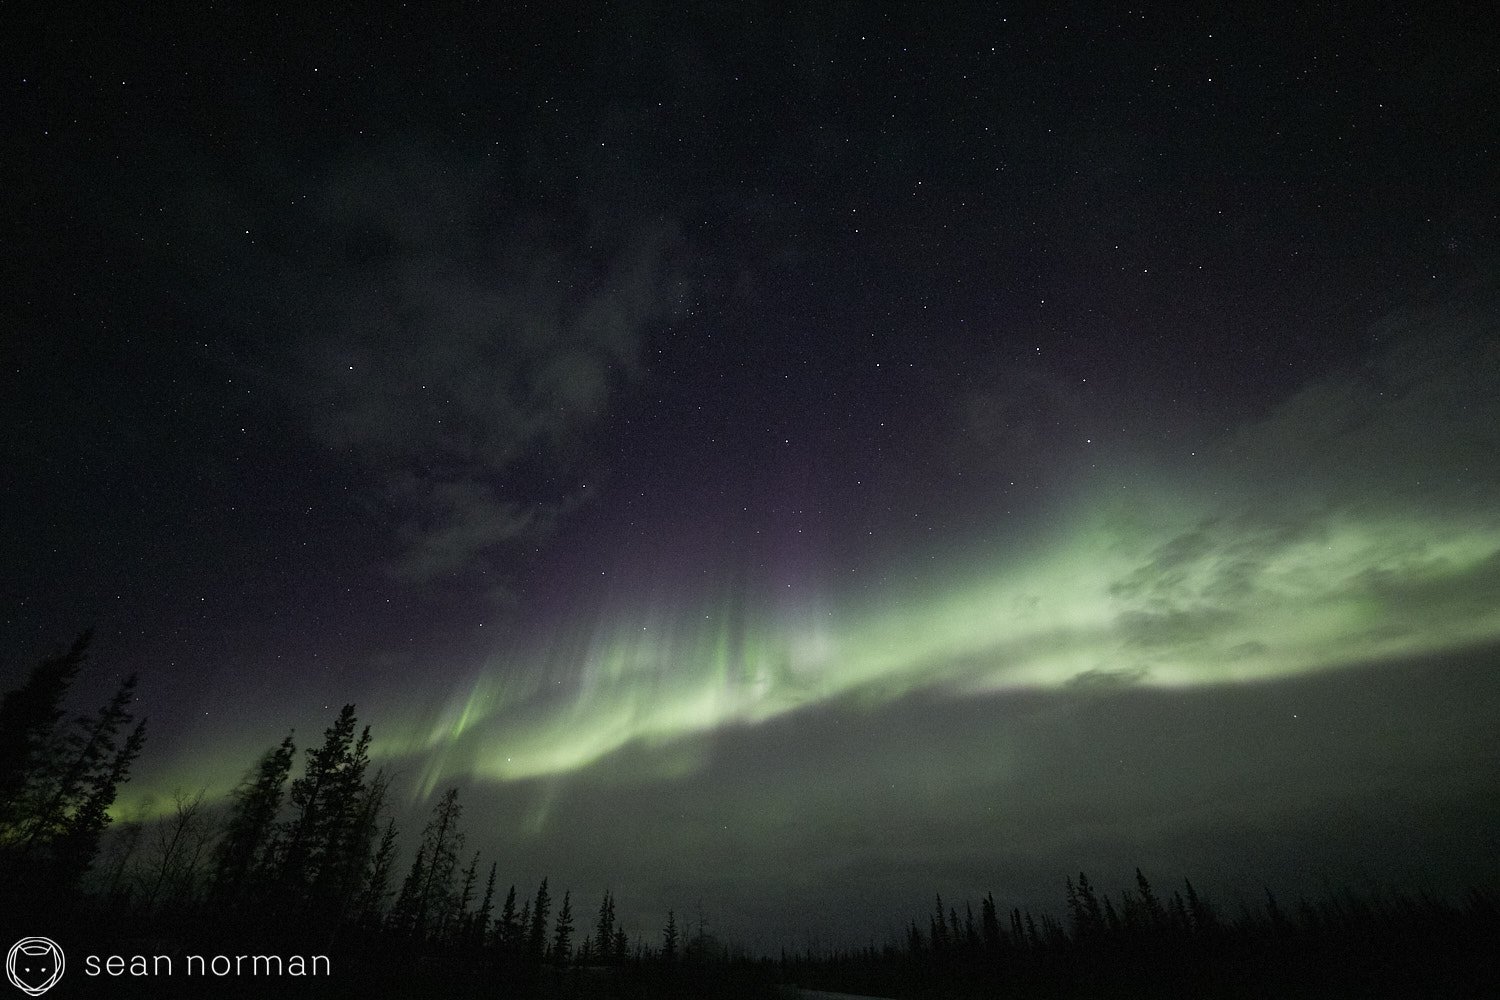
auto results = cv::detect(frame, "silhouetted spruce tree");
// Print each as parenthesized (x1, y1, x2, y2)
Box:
(1136, 868, 1165, 929)
(453, 850, 480, 943)
(51, 712, 146, 886)
(0, 631, 91, 839)
(470, 862, 496, 949)
(212, 733, 295, 899)
(611, 926, 628, 963)
(317, 761, 386, 929)
(662, 909, 679, 962)
(493, 884, 519, 955)
(354, 817, 399, 926)
(552, 890, 574, 965)
(1104, 894, 1123, 934)
(1069, 872, 1104, 939)
(981, 892, 1002, 949)
(527, 877, 552, 965)
(930, 894, 949, 954)
(1184, 878, 1217, 934)
(1169, 889, 1191, 933)
(516, 896, 532, 958)
(389, 843, 428, 936)
(271, 705, 371, 904)
(407, 787, 464, 940)
(19, 672, 144, 889)
(595, 890, 616, 964)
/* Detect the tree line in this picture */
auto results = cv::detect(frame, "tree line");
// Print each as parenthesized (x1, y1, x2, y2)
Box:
(779, 869, 1498, 998)
(2, 634, 1495, 998)
(0, 633, 761, 998)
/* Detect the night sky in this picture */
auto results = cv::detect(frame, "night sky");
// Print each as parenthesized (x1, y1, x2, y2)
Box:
(4, 5, 1498, 945)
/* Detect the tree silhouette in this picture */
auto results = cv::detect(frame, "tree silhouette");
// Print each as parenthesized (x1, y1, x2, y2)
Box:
(212, 733, 295, 899)
(403, 787, 464, 941)
(140, 789, 212, 912)
(595, 889, 616, 964)
(6, 664, 146, 891)
(354, 817, 399, 926)
(662, 908, 679, 962)
(269, 705, 373, 909)
(552, 889, 574, 965)
(527, 877, 552, 965)
(454, 850, 480, 942)
(471, 861, 497, 949)
(981, 891, 1003, 949)
(50, 704, 146, 888)
(493, 884, 520, 956)
(389, 841, 427, 937)
(0, 631, 92, 837)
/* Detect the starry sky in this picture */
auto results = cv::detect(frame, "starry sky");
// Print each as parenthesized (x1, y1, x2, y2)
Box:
(4, 4, 1498, 944)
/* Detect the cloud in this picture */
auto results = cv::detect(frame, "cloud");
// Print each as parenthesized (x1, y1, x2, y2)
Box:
(1213, 276, 1500, 518)
(280, 143, 688, 585)
(389, 478, 541, 585)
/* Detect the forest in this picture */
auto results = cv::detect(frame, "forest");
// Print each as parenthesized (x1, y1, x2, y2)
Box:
(2, 633, 1495, 998)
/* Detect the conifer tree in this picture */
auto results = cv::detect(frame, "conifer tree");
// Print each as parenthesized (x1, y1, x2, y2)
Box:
(315, 754, 384, 926)
(527, 877, 551, 964)
(354, 818, 399, 925)
(390, 843, 428, 936)
(1136, 868, 1165, 929)
(0, 631, 91, 836)
(454, 850, 480, 942)
(595, 890, 616, 964)
(662, 909, 679, 962)
(494, 884, 519, 953)
(1169, 888, 1191, 933)
(981, 892, 1003, 949)
(552, 890, 574, 965)
(930, 894, 949, 953)
(22, 673, 139, 845)
(1184, 879, 1217, 934)
(471, 862, 497, 948)
(272, 705, 372, 903)
(14, 669, 145, 889)
(411, 787, 464, 940)
(1070, 872, 1104, 938)
(517, 896, 533, 956)
(212, 734, 295, 898)
(52, 713, 146, 885)
(1104, 895, 1123, 934)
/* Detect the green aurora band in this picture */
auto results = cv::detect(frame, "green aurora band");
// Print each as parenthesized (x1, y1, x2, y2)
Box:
(380, 492, 1500, 796)
(114, 303, 1500, 815)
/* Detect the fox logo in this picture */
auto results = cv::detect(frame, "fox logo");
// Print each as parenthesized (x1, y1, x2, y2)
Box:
(6, 938, 64, 996)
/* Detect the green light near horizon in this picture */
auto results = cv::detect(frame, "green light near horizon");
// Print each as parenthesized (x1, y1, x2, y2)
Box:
(373, 493, 1500, 792)
(109, 477, 1500, 820)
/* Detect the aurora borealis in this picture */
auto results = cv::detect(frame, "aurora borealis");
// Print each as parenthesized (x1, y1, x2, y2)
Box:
(5, 4, 1498, 945)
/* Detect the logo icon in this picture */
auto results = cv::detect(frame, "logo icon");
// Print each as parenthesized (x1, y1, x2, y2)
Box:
(6, 938, 64, 996)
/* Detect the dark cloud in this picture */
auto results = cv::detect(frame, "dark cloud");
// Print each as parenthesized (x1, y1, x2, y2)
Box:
(1216, 275, 1500, 517)
(265, 144, 689, 587)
